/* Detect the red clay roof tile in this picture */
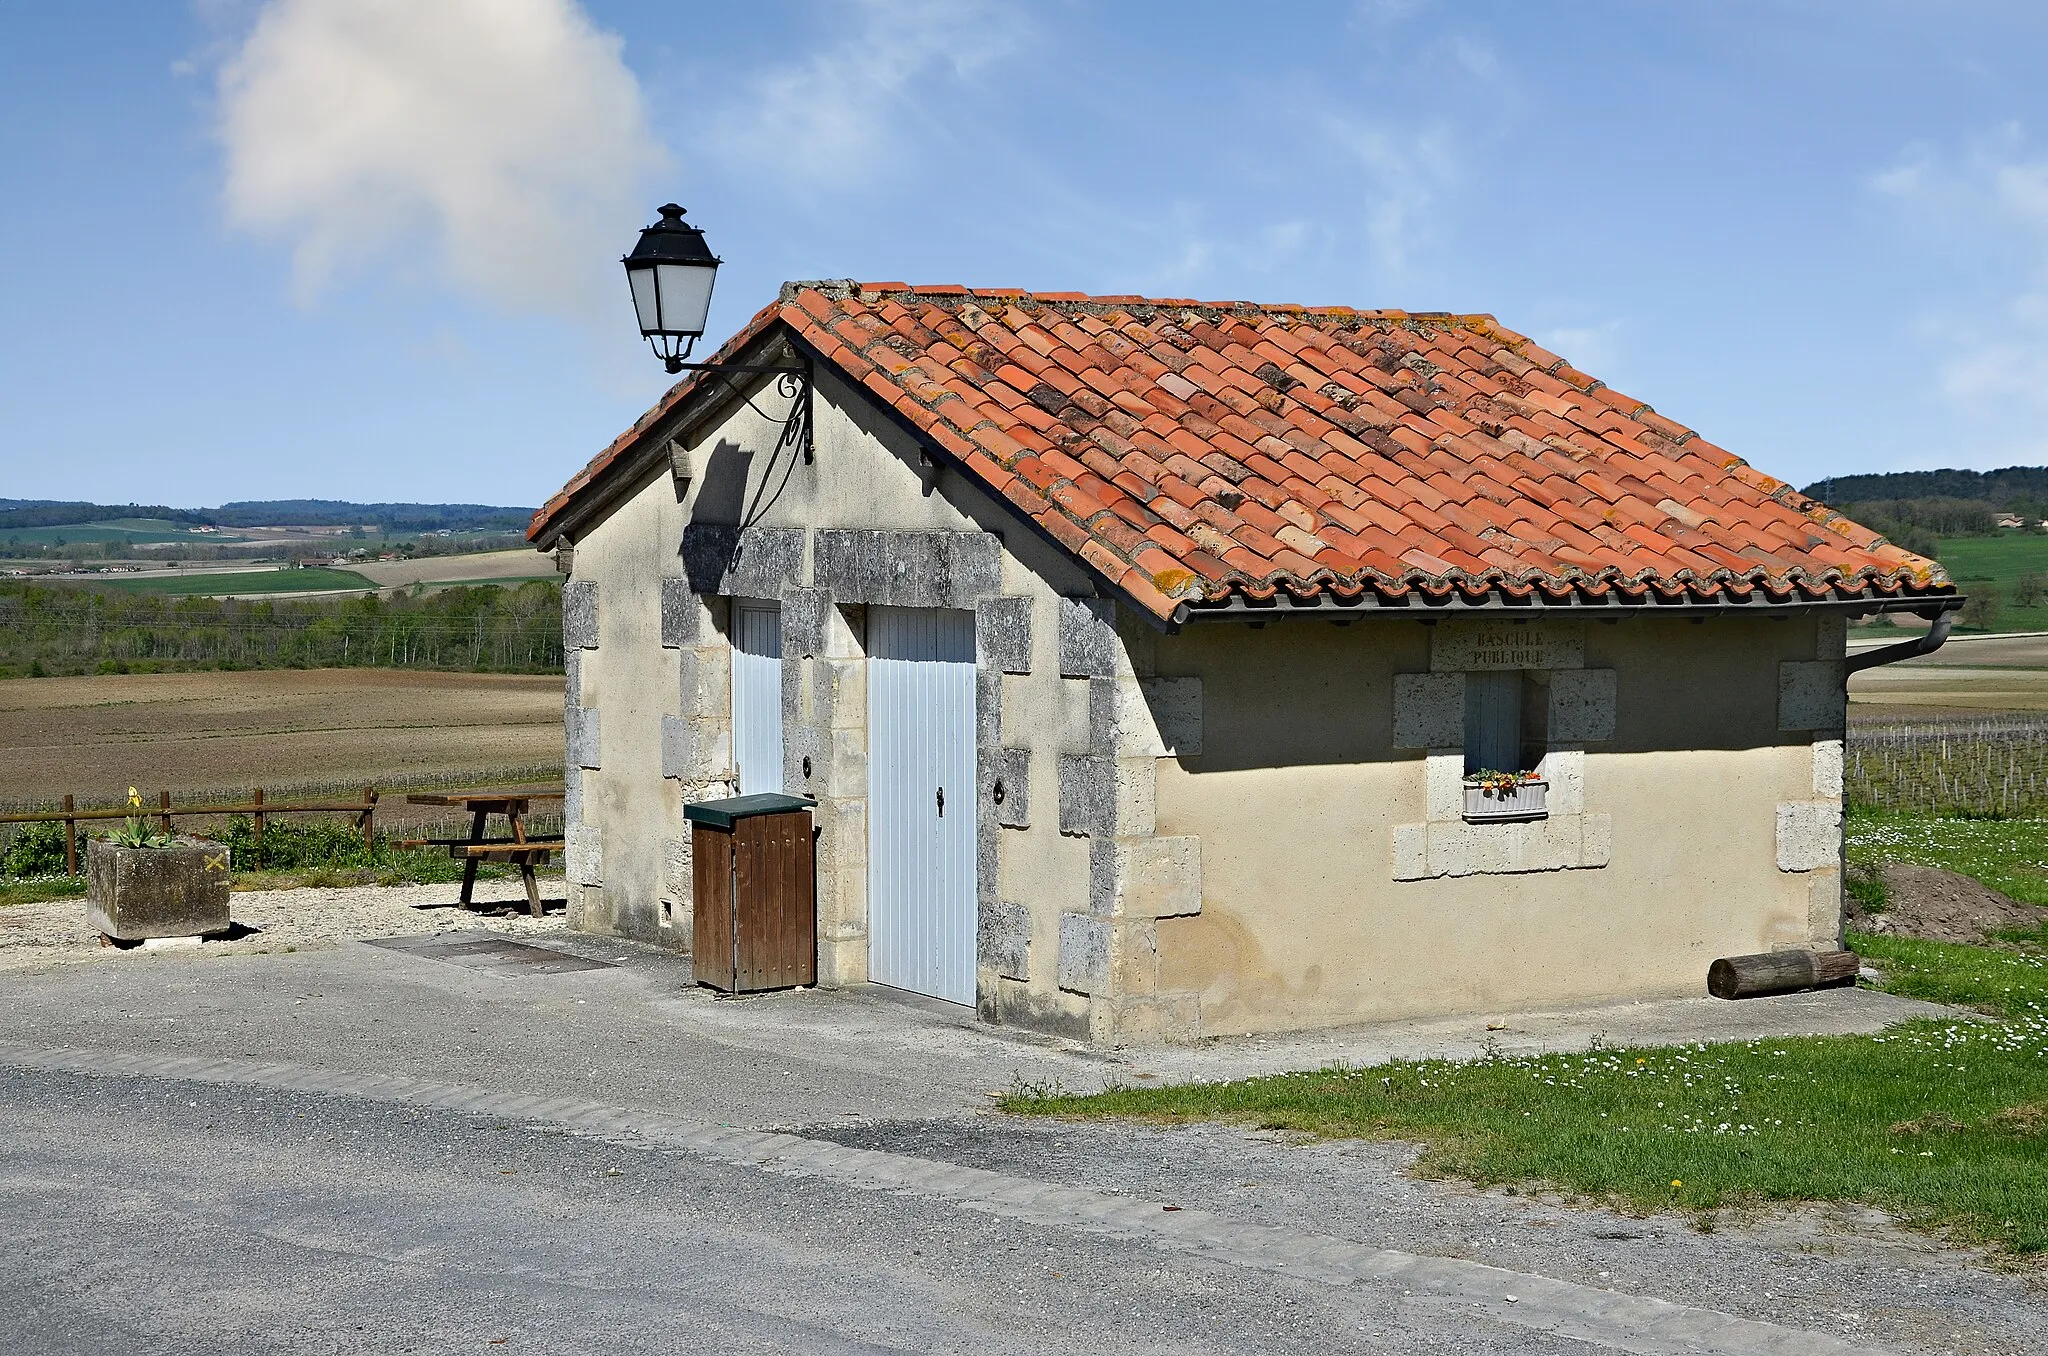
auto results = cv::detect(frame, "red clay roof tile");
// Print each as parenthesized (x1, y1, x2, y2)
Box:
(532, 285, 1954, 620)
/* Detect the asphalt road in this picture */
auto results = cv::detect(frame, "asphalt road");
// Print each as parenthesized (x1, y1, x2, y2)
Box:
(3, 1067, 1598, 1356)
(0, 923, 2038, 1355)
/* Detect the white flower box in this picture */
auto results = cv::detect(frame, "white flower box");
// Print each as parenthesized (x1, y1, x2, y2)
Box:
(1462, 778, 1548, 823)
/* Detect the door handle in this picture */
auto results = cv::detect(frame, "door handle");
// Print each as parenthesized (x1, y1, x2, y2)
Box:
(936, 786, 945, 817)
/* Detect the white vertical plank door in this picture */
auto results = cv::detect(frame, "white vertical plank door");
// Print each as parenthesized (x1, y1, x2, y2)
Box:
(866, 606, 977, 1005)
(731, 601, 784, 796)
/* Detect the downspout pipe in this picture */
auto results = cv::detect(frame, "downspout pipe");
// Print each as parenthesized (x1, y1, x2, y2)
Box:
(1844, 609, 1957, 675)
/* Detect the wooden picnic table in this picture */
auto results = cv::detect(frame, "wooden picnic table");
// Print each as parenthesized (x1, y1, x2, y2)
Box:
(404, 791, 565, 916)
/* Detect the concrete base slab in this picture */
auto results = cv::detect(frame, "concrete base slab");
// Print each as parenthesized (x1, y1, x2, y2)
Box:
(138, 936, 204, 952)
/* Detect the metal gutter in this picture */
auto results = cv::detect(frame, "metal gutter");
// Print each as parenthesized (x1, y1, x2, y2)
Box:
(1845, 609, 1957, 674)
(1180, 592, 1964, 625)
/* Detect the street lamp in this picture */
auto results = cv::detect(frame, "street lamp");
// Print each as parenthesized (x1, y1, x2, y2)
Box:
(623, 204, 720, 371)
(622, 203, 813, 462)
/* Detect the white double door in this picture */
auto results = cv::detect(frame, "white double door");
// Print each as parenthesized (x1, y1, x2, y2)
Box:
(866, 606, 977, 1005)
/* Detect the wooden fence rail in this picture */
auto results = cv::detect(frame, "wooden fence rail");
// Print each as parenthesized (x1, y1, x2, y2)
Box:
(0, 788, 379, 875)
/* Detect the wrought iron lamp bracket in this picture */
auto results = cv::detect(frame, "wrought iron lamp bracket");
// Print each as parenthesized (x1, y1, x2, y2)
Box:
(669, 356, 814, 464)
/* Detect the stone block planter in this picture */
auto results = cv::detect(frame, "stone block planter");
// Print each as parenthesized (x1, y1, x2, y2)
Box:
(1462, 778, 1548, 824)
(86, 836, 232, 941)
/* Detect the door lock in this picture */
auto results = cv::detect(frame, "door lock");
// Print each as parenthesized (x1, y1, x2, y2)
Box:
(936, 786, 945, 817)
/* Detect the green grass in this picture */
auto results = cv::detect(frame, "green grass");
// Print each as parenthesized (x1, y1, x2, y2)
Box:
(1854, 931, 2048, 1016)
(1002, 901, 2048, 1254)
(1845, 806, 2048, 908)
(0, 519, 250, 546)
(1005, 968, 2048, 1252)
(82, 567, 375, 596)
(1931, 535, 2048, 632)
(0, 876, 87, 907)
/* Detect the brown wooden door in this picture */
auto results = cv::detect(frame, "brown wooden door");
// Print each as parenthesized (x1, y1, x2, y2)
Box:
(733, 810, 816, 991)
(691, 822, 736, 990)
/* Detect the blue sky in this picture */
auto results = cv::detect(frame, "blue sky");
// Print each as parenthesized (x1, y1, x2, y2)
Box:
(5, 1, 2048, 510)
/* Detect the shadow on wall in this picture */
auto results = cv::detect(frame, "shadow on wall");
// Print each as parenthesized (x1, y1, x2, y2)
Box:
(1159, 616, 1803, 774)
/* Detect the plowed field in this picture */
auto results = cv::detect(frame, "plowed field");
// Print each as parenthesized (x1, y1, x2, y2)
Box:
(0, 669, 564, 809)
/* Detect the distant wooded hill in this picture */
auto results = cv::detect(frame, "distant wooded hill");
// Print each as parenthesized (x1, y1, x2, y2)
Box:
(0, 500, 536, 534)
(1802, 467, 2048, 507)
(1799, 467, 2048, 558)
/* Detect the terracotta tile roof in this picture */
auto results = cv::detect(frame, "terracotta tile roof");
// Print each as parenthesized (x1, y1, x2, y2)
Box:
(532, 283, 1954, 623)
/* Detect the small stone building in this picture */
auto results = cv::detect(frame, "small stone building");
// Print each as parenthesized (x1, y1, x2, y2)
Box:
(527, 283, 1956, 1043)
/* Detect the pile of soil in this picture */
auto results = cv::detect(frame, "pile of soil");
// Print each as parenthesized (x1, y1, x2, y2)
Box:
(1847, 862, 2048, 945)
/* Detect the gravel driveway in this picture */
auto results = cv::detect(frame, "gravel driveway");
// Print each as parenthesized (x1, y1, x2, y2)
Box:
(0, 879, 564, 972)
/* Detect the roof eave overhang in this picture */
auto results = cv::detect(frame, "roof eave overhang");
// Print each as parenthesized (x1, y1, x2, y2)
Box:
(1178, 589, 1963, 623)
(529, 326, 804, 552)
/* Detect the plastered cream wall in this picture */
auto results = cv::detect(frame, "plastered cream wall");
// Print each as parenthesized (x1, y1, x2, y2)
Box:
(561, 360, 1121, 1038)
(561, 352, 1851, 1045)
(1146, 614, 1846, 1037)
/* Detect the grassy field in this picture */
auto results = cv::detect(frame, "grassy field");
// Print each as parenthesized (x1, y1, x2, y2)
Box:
(84, 566, 374, 595)
(0, 518, 252, 546)
(1003, 961, 2048, 1252)
(0, 668, 564, 809)
(1846, 807, 2048, 908)
(1933, 535, 2048, 631)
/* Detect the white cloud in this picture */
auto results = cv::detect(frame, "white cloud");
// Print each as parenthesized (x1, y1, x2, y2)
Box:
(1537, 321, 1624, 381)
(217, 0, 665, 321)
(709, 0, 1027, 191)
(1871, 128, 2048, 452)
(1322, 116, 1458, 279)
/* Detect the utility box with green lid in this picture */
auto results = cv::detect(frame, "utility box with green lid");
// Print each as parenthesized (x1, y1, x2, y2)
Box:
(683, 793, 817, 993)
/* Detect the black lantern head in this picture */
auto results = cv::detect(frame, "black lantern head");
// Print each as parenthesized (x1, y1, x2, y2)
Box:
(623, 204, 721, 372)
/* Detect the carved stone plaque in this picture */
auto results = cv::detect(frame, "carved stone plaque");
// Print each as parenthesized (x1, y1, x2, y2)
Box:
(1430, 620, 1584, 672)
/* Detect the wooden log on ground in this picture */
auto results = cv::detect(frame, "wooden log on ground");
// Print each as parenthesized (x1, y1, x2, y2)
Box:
(1708, 949, 1861, 1000)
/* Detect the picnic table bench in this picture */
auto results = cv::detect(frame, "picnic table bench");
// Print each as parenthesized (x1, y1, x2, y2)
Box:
(401, 792, 564, 917)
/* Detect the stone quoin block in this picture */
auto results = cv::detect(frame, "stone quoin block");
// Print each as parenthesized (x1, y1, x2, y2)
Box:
(563, 580, 599, 650)
(975, 596, 1033, 675)
(975, 669, 1003, 751)
(1057, 913, 1111, 994)
(946, 532, 1003, 605)
(979, 899, 1031, 982)
(977, 805, 999, 910)
(1812, 737, 1845, 798)
(1547, 669, 1617, 743)
(659, 716, 691, 781)
(565, 649, 583, 707)
(661, 837, 690, 897)
(1779, 660, 1847, 732)
(565, 825, 603, 887)
(1096, 836, 1203, 919)
(563, 768, 583, 827)
(983, 746, 1030, 829)
(680, 525, 805, 599)
(1057, 597, 1118, 678)
(778, 586, 829, 658)
(1087, 676, 1120, 755)
(659, 579, 703, 648)
(812, 530, 1000, 608)
(1392, 672, 1465, 749)
(1058, 754, 1114, 837)
(568, 706, 601, 770)
(1776, 801, 1842, 872)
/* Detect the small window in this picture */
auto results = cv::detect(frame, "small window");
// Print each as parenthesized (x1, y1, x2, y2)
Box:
(1463, 670, 1551, 823)
(1463, 670, 1549, 777)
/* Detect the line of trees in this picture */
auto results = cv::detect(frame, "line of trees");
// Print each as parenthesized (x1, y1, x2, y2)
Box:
(0, 580, 564, 678)
(1804, 466, 2048, 509)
